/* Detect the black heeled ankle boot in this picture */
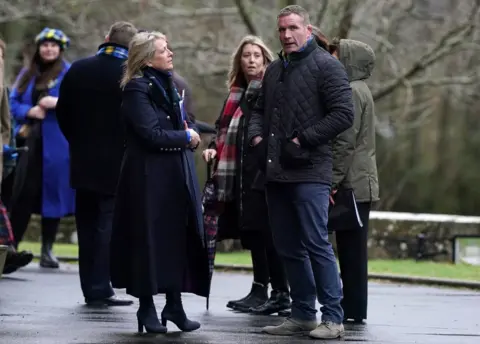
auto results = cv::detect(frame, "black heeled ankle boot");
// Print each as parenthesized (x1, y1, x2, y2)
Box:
(161, 292, 200, 332)
(137, 296, 167, 334)
(249, 289, 291, 315)
(39, 240, 59, 268)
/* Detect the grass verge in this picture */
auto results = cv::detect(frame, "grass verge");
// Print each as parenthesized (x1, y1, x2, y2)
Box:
(19, 242, 480, 281)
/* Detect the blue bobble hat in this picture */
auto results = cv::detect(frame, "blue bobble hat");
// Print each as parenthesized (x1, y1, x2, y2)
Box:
(35, 27, 70, 50)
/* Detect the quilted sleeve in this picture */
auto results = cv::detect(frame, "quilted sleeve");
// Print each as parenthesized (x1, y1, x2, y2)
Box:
(247, 84, 265, 144)
(297, 57, 354, 147)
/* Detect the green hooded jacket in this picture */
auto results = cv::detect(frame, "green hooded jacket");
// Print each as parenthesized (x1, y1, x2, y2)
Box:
(332, 39, 379, 202)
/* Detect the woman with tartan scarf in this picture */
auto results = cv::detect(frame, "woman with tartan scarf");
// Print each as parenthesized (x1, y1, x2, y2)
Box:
(202, 35, 291, 315)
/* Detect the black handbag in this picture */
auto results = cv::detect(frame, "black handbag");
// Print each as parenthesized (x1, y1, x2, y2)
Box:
(327, 187, 363, 232)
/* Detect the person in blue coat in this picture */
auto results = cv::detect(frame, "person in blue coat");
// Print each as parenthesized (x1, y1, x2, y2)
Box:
(8, 27, 75, 269)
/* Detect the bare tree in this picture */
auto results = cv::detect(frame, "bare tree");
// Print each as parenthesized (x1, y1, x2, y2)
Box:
(1, 0, 479, 214)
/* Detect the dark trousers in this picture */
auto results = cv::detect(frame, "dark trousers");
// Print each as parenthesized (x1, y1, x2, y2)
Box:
(247, 232, 289, 292)
(75, 189, 115, 300)
(10, 160, 60, 247)
(335, 202, 371, 320)
(10, 129, 46, 246)
(266, 182, 343, 323)
(1, 170, 15, 210)
(11, 208, 60, 248)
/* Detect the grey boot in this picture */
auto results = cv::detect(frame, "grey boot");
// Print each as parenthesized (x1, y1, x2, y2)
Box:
(262, 318, 318, 336)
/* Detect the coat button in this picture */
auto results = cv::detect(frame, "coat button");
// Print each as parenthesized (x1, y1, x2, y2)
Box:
(166, 116, 170, 120)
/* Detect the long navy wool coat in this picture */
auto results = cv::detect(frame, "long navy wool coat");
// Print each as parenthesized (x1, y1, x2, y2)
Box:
(110, 67, 209, 298)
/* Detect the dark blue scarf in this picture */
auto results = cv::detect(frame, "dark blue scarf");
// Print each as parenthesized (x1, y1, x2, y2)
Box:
(145, 68, 186, 121)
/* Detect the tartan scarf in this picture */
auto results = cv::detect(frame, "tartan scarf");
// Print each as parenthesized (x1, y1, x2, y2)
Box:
(0, 201, 14, 246)
(96, 44, 128, 59)
(215, 78, 263, 202)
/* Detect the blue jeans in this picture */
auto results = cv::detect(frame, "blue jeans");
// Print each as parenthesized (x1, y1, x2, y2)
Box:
(266, 182, 343, 323)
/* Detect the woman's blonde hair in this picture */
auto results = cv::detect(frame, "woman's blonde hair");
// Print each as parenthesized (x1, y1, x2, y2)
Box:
(120, 31, 166, 88)
(227, 35, 274, 89)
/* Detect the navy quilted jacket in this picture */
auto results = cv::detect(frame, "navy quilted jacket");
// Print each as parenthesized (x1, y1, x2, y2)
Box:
(248, 38, 354, 184)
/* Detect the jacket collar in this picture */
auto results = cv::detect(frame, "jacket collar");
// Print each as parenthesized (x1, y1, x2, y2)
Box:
(278, 36, 318, 64)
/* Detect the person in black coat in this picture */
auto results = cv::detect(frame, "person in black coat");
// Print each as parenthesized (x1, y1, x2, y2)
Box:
(110, 31, 209, 334)
(56, 21, 137, 306)
(202, 35, 290, 315)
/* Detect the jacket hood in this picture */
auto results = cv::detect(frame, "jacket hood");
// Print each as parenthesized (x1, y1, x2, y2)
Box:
(339, 39, 375, 82)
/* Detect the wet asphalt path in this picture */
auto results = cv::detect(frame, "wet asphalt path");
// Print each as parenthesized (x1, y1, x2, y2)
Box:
(1, 263, 479, 343)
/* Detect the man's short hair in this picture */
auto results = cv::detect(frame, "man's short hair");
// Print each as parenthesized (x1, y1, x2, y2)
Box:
(278, 5, 310, 25)
(107, 21, 138, 47)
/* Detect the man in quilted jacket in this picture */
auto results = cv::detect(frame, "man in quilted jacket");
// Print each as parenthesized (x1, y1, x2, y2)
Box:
(248, 5, 354, 340)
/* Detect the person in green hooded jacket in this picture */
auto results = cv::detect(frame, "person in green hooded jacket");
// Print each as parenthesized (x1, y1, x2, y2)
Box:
(328, 38, 379, 324)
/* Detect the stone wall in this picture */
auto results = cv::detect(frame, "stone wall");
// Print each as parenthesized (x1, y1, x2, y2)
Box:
(24, 211, 480, 262)
(24, 215, 78, 244)
(364, 212, 480, 261)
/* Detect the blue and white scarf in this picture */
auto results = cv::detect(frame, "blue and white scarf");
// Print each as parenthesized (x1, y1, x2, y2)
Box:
(96, 45, 128, 59)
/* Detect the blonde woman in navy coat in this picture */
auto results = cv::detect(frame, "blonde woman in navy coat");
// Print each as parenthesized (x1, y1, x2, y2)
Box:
(110, 32, 209, 334)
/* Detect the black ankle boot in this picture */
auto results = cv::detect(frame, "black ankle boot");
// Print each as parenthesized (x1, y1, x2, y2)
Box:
(226, 281, 268, 309)
(231, 281, 268, 313)
(249, 289, 291, 315)
(161, 292, 200, 332)
(137, 296, 167, 333)
(226, 284, 253, 309)
(3, 249, 33, 274)
(39, 241, 59, 268)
